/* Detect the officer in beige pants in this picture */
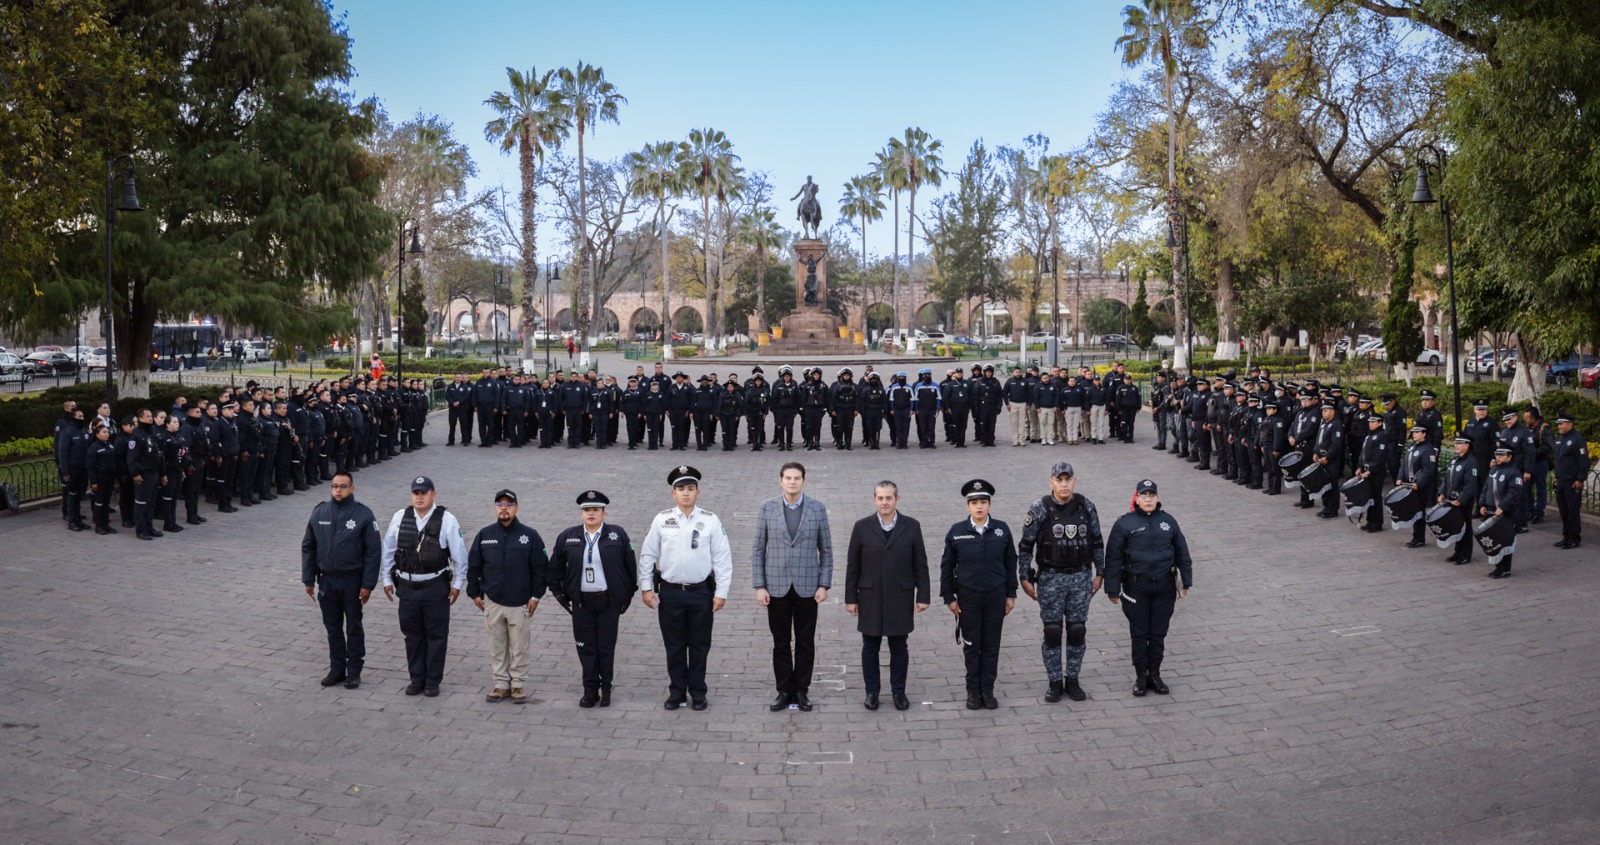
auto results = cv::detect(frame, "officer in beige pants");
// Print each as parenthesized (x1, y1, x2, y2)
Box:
(466, 489, 548, 704)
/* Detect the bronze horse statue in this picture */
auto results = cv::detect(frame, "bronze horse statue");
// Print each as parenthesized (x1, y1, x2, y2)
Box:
(792, 176, 822, 239)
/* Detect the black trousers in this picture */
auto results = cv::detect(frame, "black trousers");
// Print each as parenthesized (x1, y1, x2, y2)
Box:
(1556, 480, 1583, 544)
(835, 410, 856, 447)
(766, 589, 818, 694)
(861, 411, 883, 447)
(565, 410, 584, 446)
(861, 634, 908, 695)
(948, 407, 969, 445)
(892, 409, 912, 447)
(801, 409, 826, 446)
(215, 457, 235, 508)
(719, 414, 739, 449)
(772, 411, 796, 448)
(573, 591, 621, 691)
(64, 468, 86, 521)
(91, 473, 115, 529)
(670, 410, 690, 448)
(745, 412, 766, 447)
(161, 472, 182, 527)
(646, 413, 664, 448)
(183, 466, 202, 519)
(317, 571, 366, 674)
(396, 577, 451, 686)
(915, 408, 937, 446)
(1120, 578, 1178, 669)
(477, 410, 495, 445)
(657, 586, 714, 699)
(693, 412, 714, 448)
(133, 473, 160, 534)
(957, 588, 1006, 695)
(448, 406, 472, 443)
(506, 408, 526, 446)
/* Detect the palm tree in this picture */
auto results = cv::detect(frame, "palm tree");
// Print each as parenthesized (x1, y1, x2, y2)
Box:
(625, 141, 684, 348)
(484, 66, 569, 359)
(884, 128, 944, 334)
(1117, 0, 1207, 369)
(676, 128, 739, 351)
(736, 206, 785, 333)
(874, 150, 905, 334)
(838, 173, 885, 335)
(714, 167, 747, 346)
(555, 61, 626, 354)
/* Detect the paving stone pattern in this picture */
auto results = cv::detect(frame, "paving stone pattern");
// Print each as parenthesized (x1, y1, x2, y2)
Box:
(2, 409, 1598, 844)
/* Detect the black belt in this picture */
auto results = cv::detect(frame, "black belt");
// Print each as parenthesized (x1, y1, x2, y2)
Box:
(395, 570, 450, 586)
(1039, 563, 1090, 574)
(656, 574, 714, 591)
(1122, 571, 1174, 584)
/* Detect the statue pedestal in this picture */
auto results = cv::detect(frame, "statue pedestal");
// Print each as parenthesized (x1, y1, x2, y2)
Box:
(757, 239, 863, 356)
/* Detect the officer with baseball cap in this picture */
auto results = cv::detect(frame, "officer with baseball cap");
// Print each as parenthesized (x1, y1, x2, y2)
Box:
(379, 476, 469, 697)
(1017, 461, 1104, 704)
(466, 488, 548, 704)
(1104, 479, 1193, 697)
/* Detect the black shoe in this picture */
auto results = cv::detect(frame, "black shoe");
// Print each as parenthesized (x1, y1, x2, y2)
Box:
(1556, 540, 1575, 549)
(864, 693, 879, 711)
(1147, 669, 1169, 695)
(423, 685, 439, 697)
(981, 693, 998, 710)
(1317, 511, 1338, 519)
(122, 520, 135, 528)
(599, 687, 611, 707)
(135, 532, 153, 541)
(67, 521, 85, 532)
(1045, 680, 1064, 703)
(1405, 539, 1426, 548)
(893, 693, 910, 711)
(769, 692, 794, 712)
(147, 529, 163, 538)
(404, 683, 424, 696)
(218, 505, 238, 513)
(187, 516, 206, 524)
(1453, 557, 1474, 566)
(579, 689, 600, 708)
(1065, 677, 1087, 701)
(320, 670, 346, 687)
(691, 698, 708, 711)
(1490, 566, 1511, 579)
(94, 525, 114, 535)
(965, 693, 983, 710)
(664, 696, 685, 711)
(1531, 515, 1544, 525)
(1133, 668, 1149, 697)
(795, 692, 812, 712)
(344, 672, 360, 690)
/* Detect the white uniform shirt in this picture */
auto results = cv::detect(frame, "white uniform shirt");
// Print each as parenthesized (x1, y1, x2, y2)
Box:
(379, 505, 469, 590)
(637, 505, 734, 599)
(581, 527, 608, 593)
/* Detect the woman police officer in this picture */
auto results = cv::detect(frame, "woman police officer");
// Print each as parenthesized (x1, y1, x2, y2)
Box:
(1104, 478, 1193, 697)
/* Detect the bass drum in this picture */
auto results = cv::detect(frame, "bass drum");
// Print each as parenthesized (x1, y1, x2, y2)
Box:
(1474, 514, 1517, 564)
(1279, 452, 1307, 489)
(1341, 476, 1374, 518)
(1383, 485, 1422, 529)
(1297, 462, 1332, 498)
(1425, 503, 1467, 548)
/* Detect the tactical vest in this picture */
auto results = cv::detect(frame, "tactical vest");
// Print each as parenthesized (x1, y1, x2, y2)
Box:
(1038, 497, 1093, 571)
(395, 506, 448, 575)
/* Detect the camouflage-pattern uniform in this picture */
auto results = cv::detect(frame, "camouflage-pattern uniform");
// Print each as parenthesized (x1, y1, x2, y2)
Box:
(1018, 493, 1104, 683)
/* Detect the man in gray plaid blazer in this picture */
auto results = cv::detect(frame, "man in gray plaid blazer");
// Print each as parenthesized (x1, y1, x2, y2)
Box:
(751, 462, 834, 712)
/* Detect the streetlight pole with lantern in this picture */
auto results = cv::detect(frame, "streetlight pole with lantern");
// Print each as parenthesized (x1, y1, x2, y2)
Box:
(395, 219, 422, 384)
(543, 259, 561, 376)
(103, 155, 143, 405)
(1409, 144, 1463, 433)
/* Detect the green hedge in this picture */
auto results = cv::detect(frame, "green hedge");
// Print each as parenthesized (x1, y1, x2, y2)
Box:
(0, 437, 52, 461)
(0, 382, 192, 443)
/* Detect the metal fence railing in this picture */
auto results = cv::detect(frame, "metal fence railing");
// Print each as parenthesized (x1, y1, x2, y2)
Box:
(0, 456, 60, 504)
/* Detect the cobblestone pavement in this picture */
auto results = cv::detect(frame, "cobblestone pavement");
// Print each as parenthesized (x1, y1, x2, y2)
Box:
(3, 411, 1598, 844)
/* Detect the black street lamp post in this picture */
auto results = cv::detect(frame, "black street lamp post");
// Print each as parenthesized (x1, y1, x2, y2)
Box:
(492, 263, 503, 368)
(1043, 249, 1060, 367)
(544, 260, 561, 376)
(103, 156, 142, 405)
(1410, 144, 1463, 433)
(396, 220, 421, 384)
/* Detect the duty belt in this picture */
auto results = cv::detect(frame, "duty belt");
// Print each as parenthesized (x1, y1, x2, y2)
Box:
(396, 569, 450, 584)
(1122, 571, 1174, 584)
(655, 574, 715, 591)
(1039, 561, 1090, 574)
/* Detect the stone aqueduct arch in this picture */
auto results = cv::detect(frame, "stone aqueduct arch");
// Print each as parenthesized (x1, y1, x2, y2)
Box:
(445, 292, 706, 340)
(840, 273, 1136, 336)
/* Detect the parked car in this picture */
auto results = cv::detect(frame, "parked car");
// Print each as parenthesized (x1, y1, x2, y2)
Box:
(1546, 354, 1599, 384)
(982, 334, 1012, 347)
(85, 347, 113, 372)
(1352, 339, 1385, 359)
(33, 344, 65, 353)
(1465, 347, 1511, 374)
(1416, 348, 1444, 365)
(1101, 333, 1135, 350)
(951, 335, 979, 346)
(1580, 363, 1600, 389)
(24, 350, 79, 375)
(241, 340, 274, 362)
(0, 351, 32, 384)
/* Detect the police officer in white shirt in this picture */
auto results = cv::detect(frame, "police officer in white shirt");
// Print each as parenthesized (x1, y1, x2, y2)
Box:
(638, 466, 734, 711)
(380, 476, 469, 697)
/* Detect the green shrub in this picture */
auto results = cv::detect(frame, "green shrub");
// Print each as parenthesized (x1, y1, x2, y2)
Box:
(0, 437, 53, 461)
(673, 345, 699, 358)
(0, 382, 191, 443)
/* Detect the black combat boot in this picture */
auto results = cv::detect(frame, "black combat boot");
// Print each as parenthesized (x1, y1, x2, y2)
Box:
(1146, 666, 1169, 695)
(1133, 667, 1149, 697)
(1045, 680, 1064, 703)
(1064, 677, 1087, 701)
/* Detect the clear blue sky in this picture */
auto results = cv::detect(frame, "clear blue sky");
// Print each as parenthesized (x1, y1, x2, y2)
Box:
(331, 0, 1138, 259)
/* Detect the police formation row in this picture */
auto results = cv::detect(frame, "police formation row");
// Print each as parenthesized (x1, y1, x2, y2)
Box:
(298, 463, 1194, 710)
(50, 375, 434, 538)
(439, 360, 1152, 453)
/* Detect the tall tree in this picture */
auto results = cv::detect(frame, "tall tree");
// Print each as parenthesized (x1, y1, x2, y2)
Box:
(1117, 0, 1210, 370)
(484, 66, 568, 358)
(626, 140, 685, 345)
(873, 149, 905, 333)
(1029, 153, 1079, 340)
(677, 128, 739, 350)
(1382, 208, 1423, 384)
(837, 173, 886, 335)
(555, 61, 626, 355)
(31, 0, 390, 398)
(736, 205, 785, 334)
(884, 128, 945, 333)
(927, 141, 1014, 327)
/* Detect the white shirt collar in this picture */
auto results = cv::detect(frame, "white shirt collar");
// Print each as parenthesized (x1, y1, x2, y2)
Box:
(878, 513, 897, 531)
(783, 495, 805, 510)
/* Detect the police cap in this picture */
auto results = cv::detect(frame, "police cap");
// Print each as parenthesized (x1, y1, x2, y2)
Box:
(669, 465, 702, 487)
(576, 489, 609, 508)
(961, 479, 995, 500)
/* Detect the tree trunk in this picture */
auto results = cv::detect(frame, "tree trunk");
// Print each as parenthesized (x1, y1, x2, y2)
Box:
(1391, 361, 1414, 386)
(660, 208, 672, 358)
(715, 199, 728, 349)
(1507, 337, 1545, 404)
(891, 189, 900, 336)
(1213, 258, 1239, 360)
(576, 127, 594, 359)
(756, 245, 766, 331)
(907, 186, 917, 332)
(116, 278, 154, 399)
(518, 123, 539, 362)
(860, 221, 869, 335)
(702, 193, 714, 354)
(1165, 69, 1187, 373)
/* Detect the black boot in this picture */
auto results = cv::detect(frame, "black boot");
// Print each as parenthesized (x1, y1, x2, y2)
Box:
(1064, 677, 1087, 701)
(1133, 668, 1149, 697)
(1045, 680, 1063, 703)
(1146, 666, 1169, 695)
